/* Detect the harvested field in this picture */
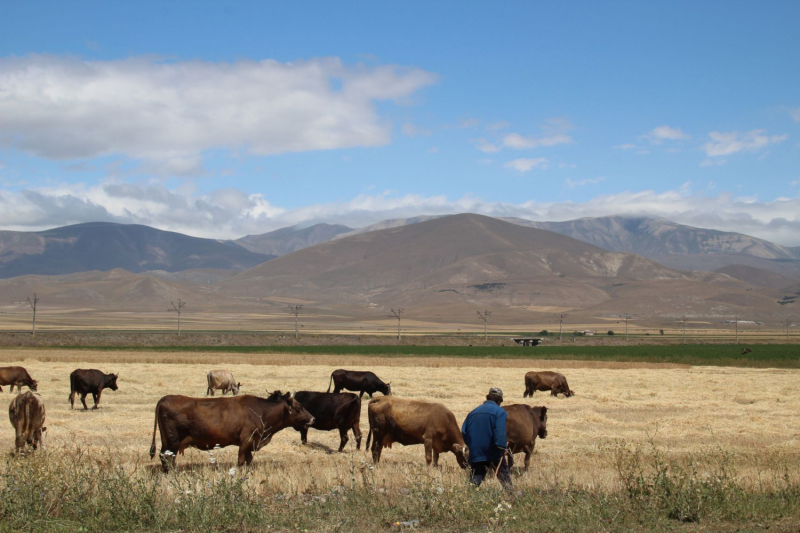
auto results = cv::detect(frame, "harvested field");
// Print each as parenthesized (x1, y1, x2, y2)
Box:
(1, 349, 798, 494)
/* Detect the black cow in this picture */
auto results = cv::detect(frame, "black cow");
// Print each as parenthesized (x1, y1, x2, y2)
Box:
(69, 369, 119, 410)
(327, 369, 391, 398)
(293, 391, 362, 452)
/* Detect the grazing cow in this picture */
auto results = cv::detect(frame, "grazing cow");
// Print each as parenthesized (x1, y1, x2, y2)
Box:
(8, 391, 46, 454)
(293, 391, 362, 452)
(503, 404, 548, 472)
(69, 369, 119, 410)
(366, 396, 468, 468)
(206, 370, 241, 396)
(327, 369, 391, 398)
(523, 371, 574, 398)
(149, 391, 315, 472)
(0, 366, 38, 393)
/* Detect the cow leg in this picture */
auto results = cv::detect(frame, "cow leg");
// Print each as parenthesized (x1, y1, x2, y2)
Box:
(80, 393, 89, 411)
(432, 450, 440, 467)
(370, 432, 383, 463)
(238, 445, 254, 466)
(424, 439, 434, 466)
(299, 427, 308, 445)
(334, 386, 342, 394)
(69, 389, 75, 409)
(353, 421, 362, 451)
(337, 427, 349, 453)
(523, 445, 533, 472)
(92, 391, 101, 409)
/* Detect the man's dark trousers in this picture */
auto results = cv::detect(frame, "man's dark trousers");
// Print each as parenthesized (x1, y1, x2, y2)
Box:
(469, 459, 512, 489)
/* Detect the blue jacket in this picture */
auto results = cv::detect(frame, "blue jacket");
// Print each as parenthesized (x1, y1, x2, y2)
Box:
(461, 401, 508, 464)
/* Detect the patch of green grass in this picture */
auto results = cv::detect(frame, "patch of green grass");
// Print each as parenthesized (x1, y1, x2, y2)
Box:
(9, 343, 800, 368)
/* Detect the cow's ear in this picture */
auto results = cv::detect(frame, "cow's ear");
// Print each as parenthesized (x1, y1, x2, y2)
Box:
(283, 391, 291, 400)
(540, 406, 548, 420)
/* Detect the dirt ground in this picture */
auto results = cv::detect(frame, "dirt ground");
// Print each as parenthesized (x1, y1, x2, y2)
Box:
(1, 350, 798, 492)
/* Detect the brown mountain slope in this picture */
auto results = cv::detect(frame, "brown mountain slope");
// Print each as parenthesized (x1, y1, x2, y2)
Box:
(712, 264, 799, 289)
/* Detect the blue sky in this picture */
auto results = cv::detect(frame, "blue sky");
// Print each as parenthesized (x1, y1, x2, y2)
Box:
(1, 1, 799, 244)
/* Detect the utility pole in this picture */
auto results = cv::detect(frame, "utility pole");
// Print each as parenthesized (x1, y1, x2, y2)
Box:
(390, 308, 404, 340)
(289, 305, 303, 338)
(477, 310, 492, 341)
(679, 315, 687, 344)
(624, 313, 632, 341)
(27, 293, 39, 337)
(786, 317, 792, 342)
(170, 299, 186, 335)
(734, 316, 738, 344)
(554, 313, 567, 340)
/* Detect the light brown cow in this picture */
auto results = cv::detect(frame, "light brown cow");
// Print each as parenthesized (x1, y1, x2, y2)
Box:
(206, 370, 241, 396)
(523, 371, 574, 398)
(366, 396, 468, 468)
(0, 366, 38, 393)
(8, 391, 46, 454)
(503, 404, 547, 471)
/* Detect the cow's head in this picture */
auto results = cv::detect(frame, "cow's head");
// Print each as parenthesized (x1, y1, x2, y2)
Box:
(232, 382, 241, 396)
(382, 381, 392, 396)
(283, 392, 315, 430)
(534, 406, 548, 439)
(29, 380, 38, 392)
(452, 443, 469, 469)
(106, 373, 119, 391)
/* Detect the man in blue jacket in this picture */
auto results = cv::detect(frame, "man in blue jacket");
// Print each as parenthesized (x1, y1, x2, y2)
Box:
(462, 387, 512, 489)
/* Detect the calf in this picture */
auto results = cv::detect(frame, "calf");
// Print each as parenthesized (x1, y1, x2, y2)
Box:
(366, 396, 468, 468)
(523, 371, 574, 398)
(294, 391, 362, 452)
(149, 391, 314, 471)
(503, 404, 547, 471)
(8, 391, 46, 454)
(69, 369, 119, 410)
(206, 370, 241, 396)
(327, 369, 391, 398)
(0, 366, 38, 393)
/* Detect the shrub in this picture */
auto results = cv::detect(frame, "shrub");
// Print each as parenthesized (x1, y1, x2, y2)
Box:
(538, 330, 549, 336)
(608, 330, 615, 336)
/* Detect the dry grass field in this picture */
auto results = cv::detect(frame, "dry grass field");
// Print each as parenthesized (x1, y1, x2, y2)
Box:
(1, 349, 798, 495)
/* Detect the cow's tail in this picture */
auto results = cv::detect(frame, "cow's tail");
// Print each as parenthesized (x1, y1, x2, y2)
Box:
(326, 372, 334, 393)
(149, 402, 160, 459)
(206, 372, 212, 395)
(67, 372, 76, 407)
(365, 426, 372, 450)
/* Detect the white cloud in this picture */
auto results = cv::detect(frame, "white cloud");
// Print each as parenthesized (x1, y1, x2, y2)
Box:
(502, 118, 574, 150)
(427, 146, 439, 154)
(566, 177, 605, 188)
(486, 121, 510, 131)
(474, 138, 501, 153)
(0, 55, 436, 171)
(700, 158, 727, 167)
(788, 107, 800, 123)
(504, 158, 549, 172)
(703, 129, 788, 157)
(644, 125, 689, 144)
(615, 143, 637, 150)
(402, 123, 431, 137)
(2, 182, 800, 246)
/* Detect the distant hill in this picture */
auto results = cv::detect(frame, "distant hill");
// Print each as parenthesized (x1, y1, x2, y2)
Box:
(0, 222, 274, 278)
(334, 216, 444, 240)
(713, 264, 798, 290)
(236, 223, 352, 256)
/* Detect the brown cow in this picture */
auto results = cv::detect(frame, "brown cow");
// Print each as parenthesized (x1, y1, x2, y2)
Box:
(149, 391, 314, 472)
(8, 391, 46, 454)
(0, 366, 38, 393)
(523, 371, 574, 398)
(206, 370, 241, 396)
(503, 404, 547, 471)
(366, 396, 468, 468)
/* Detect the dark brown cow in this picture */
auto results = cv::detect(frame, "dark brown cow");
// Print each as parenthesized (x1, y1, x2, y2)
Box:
(0, 366, 38, 393)
(327, 369, 391, 398)
(69, 369, 119, 410)
(149, 391, 315, 471)
(503, 404, 547, 471)
(206, 370, 241, 396)
(9, 391, 46, 454)
(523, 371, 574, 398)
(294, 391, 362, 452)
(366, 396, 468, 468)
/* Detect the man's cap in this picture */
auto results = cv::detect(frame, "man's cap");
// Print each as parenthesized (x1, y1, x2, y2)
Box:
(489, 387, 503, 398)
